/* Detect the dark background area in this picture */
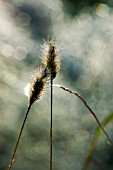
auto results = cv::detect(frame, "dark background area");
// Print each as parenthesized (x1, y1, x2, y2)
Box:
(61, 0, 113, 16)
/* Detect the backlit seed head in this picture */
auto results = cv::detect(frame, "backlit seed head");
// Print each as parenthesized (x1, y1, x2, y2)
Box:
(29, 67, 47, 105)
(42, 40, 61, 80)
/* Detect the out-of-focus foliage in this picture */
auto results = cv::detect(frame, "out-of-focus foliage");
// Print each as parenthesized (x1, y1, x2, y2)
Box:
(82, 112, 113, 170)
(0, 0, 113, 170)
(61, 0, 113, 16)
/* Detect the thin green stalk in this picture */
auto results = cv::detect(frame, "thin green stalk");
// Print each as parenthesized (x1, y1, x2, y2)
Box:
(50, 76, 53, 170)
(7, 103, 32, 170)
(82, 112, 113, 170)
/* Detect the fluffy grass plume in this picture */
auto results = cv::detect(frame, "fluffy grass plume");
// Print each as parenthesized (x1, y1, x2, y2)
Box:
(29, 67, 47, 105)
(42, 40, 61, 80)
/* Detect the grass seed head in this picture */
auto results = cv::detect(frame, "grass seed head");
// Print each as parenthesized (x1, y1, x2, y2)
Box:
(42, 40, 61, 80)
(29, 67, 47, 105)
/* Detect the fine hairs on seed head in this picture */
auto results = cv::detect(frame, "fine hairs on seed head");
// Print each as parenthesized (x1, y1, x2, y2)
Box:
(41, 40, 61, 80)
(29, 67, 47, 106)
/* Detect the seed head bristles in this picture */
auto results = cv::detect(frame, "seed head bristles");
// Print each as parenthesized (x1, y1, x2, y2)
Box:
(29, 67, 47, 105)
(42, 40, 61, 80)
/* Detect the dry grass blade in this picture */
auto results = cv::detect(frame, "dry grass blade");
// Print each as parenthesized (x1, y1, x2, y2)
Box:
(59, 86, 112, 146)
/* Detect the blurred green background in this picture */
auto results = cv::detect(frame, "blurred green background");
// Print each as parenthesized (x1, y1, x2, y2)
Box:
(0, 0, 113, 169)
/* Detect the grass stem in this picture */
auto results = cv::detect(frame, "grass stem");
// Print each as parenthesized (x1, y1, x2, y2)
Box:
(7, 103, 32, 170)
(59, 85, 112, 146)
(50, 76, 53, 170)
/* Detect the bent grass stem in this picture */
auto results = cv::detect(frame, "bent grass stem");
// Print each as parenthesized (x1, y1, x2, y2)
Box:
(57, 85, 112, 145)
